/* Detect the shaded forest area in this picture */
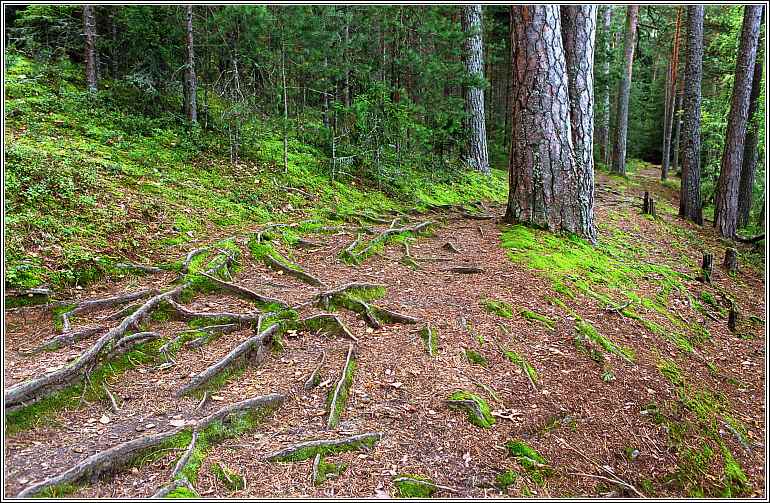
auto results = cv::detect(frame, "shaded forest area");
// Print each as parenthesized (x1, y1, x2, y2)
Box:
(2, 4, 767, 500)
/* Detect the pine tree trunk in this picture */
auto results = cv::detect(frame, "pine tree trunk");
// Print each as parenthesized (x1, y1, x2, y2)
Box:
(662, 9, 682, 180)
(598, 6, 612, 166)
(461, 5, 490, 175)
(679, 6, 705, 225)
(715, 5, 762, 239)
(671, 77, 684, 175)
(737, 8, 764, 229)
(561, 6, 598, 244)
(184, 5, 197, 124)
(83, 5, 97, 93)
(505, 6, 596, 244)
(610, 6, 638, 175)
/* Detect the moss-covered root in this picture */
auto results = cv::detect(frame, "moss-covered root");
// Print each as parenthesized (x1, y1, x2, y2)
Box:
(327, 344, 356, 429)
(447, 391, 495, 428)
(519, 308, 556, 330)
(265, 432, 384, 462)
(393, 474, 459, 497)
(211, 462, 246, 492)
(176, 322, 281, 397)
(505, 440, 551, 485)
(311, 453, 347, 486)
(16, 394, 284, 498)
(420, 325, 438, 356)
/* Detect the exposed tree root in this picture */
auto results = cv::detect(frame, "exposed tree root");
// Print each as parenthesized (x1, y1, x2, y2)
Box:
(100, 302, 141, 321)
(102, 381, 121, 414)
(176, 322, 281, 397)
(151, 478, 196, 499)
(115, 263, 165, 274)
(198, 271, 288, 308)
(58, 288, 158, 333)
(265, 432, 384, 462)
(461, 211, 495, 221)
(171, 431, 199, 479)
(304, 351, 327, 390)
(303, 314, 357, 341)
(5, 286, 184, 410)
(314, 282, 385, 310)
(164, 299, 262, 326)
(327, 344, 355, 429)
(346, 221, 432, 263)
(446, 266, 484, 274)
(5, 251, 236, 410)
(181, 247, 210, 274)
(261, 253, 325, 287)
(735, 233, 765, 244)
(19, 326, 106, 355)
(16, 394, 284, 498)
(442, 242, 460, 253)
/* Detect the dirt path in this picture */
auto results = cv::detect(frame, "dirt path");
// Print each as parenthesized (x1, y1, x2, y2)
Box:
(3, 167, 766, 498)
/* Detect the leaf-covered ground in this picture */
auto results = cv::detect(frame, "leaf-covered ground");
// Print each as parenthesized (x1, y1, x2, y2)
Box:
(3, 160, 765, 498)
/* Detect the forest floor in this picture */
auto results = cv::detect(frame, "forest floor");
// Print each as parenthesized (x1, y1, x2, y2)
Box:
(3, 165, 766, 499)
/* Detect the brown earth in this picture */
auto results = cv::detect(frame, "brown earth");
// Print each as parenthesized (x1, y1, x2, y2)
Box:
(3, 165, 766, 498)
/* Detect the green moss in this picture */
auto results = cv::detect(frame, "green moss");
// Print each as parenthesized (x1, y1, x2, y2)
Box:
(502, 349, 538, 384)
(575, 321, 634, 362)
(6, 340, 162, 434)
(393, 474, 436, 498)
(35, 483, 79, 498)
(211, 462, 245, 492)
(326, 355, 356, 429)
(447, 390, 495, 428)
(313, 456, 347, 486)
(419, 326, 438, 356)
(166, 486, 200, 498)
(269, 434, 382, 462)
(504, 440, 551, 485)
(658, 359, 685, 387)
(481, 298, 513, 318)
(519, 309, 555, 330)
(464, 349, 488, 367)
(495, 470, 519, 491)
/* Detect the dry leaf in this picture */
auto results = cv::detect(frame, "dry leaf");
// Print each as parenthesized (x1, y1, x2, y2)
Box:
(99, 414, 111, 424)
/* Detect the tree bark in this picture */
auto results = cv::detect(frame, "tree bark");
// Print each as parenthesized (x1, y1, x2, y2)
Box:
(184, 5, 197, 124)
(461, 5, 490, 175)
(561, 6, 598, 245)
(671, 76, 684, 175)
(737, 7, 764, 229)
(83, 5, 97, 93)
(715, 5, 762, 239)
(679, 6, 704, 225)
(504, 6, 596, 244)
(661, 8, 682, 180)
(610, 6, 638, 175)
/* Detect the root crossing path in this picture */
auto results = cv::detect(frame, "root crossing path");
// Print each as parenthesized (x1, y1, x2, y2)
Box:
(3, 174, 766, 498)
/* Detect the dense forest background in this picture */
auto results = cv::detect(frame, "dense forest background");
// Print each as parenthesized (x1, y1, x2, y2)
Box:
(2, 4, 766, 289)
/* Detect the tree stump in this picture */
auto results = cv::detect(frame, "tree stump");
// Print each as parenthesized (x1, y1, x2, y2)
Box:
(700, 252, 713, 283)
(728, 301, 739, 332)
(642, 191, 655, 216)
(723, 247, 738, 274)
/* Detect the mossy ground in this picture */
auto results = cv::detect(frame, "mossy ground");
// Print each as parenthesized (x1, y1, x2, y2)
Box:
(481, 298, 513, 318)
(393, 474, 436, 498)
(505, 440, 551, 486)
(4, 53, 505, 292)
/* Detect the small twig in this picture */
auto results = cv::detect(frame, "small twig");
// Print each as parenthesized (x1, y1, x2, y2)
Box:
(569, 472, 645, 498)
(392, 477, 459, 494)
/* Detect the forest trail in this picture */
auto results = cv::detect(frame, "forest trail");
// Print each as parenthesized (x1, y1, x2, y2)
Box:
(3, 165, 765, 498)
